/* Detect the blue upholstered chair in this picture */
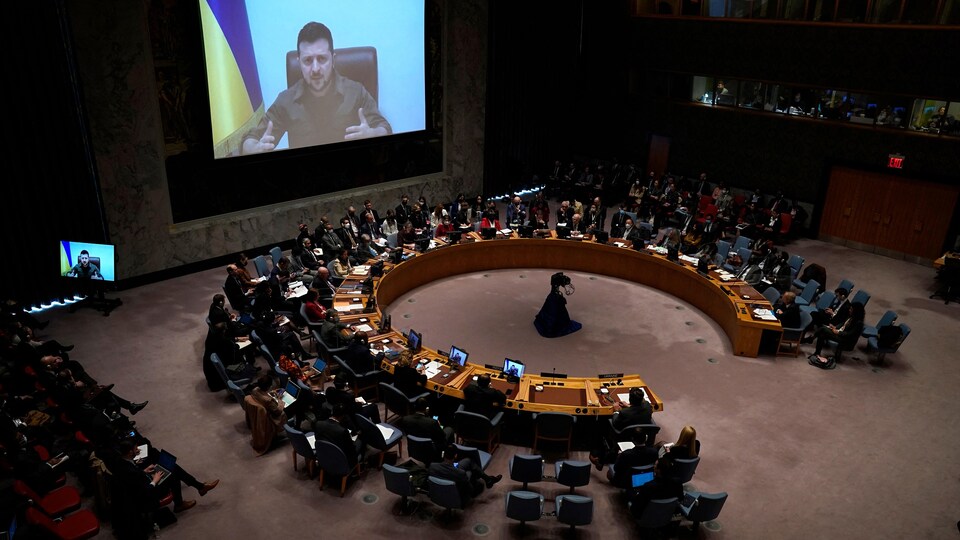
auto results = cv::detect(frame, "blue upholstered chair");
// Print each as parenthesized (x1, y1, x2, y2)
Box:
(556, 494, 594, 530)
(428, 476, 464, 513)
(508, 454, 544, 490)
(680, 491, 728, 531)
(283, 423, 316, 476)
(505, 490, 544, 527)
(554, 460, 591, 494)
(354, 414, 403, 469)
(383, 463, 420, 514)
(315, 440, 361, 497)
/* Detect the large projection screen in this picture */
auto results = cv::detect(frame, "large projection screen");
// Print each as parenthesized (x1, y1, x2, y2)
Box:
(198, 0, 426, 158)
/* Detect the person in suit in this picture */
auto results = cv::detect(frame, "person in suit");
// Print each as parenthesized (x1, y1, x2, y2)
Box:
(569, 213, 587, 234)
(320, 222, 345, 256)
(811, 302, 866, 360)
(360, 212, 384, 241)
(505, 196, 527, 227)
(774, 291, 802, 328)
(312, 405, 365, 469)
(313, 267, 337, 307)
(394, 194, 412, 225)
(109, 439, 219, 538)
(319, 309, 352, 349)
(427, 444, 502, 503)
(222, 265, 250, 312)
(398, 397, 453, 460)
(610, 203, 630, 238)
(340, 331, 381, 375)
(208, 294, 248, 337)
(463, 374, 505, 419)
(613, 387, 653, 430)
(606, 428, 659, 486)
(810, 287, 851, 329)
(627, 457, 683, 520)
(768, 251, 794, 293)
(588, 197, 607, 231)
(299, 237, 324, 272)
(335, 217, 359, 251)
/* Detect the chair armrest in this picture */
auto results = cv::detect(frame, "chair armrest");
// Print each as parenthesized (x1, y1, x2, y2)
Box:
(489, 411, 504, 427)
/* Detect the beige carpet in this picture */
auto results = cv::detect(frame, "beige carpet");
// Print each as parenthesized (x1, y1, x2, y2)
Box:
(41, 237, 960, 539)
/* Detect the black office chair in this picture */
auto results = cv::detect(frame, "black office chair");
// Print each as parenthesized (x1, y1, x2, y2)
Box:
(286, 47, 379, 101)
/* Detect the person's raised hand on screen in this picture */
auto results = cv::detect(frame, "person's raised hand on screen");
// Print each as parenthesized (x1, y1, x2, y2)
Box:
(242, 120, 276, 154)
(345, 108, 387, 140)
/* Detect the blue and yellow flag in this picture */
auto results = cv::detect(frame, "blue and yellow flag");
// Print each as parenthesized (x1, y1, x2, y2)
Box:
(200, 0, 264, 156)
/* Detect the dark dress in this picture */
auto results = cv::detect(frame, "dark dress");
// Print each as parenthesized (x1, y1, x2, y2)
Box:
(534, 290, 582, 338)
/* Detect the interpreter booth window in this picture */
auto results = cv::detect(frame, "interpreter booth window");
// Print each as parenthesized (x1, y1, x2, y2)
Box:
(874, 97, 911, 130)
(911, 100, 959, 136)
(910, 99, 948, 132)
(738, 81, 768, 110)
(782, 88, 819, 117)
(691, 76, 739, 106)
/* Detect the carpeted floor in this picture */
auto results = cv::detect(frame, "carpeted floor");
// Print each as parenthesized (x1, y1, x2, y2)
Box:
(40, 236, 960, 540)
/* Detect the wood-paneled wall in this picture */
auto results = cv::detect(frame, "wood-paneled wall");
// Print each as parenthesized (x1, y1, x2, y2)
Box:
(820, 167, 959, 260)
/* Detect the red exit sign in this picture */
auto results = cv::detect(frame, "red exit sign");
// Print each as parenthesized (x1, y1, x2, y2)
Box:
(888, 154, 905, 169)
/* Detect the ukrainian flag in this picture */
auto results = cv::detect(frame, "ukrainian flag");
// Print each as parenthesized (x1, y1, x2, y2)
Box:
(200, 0, 264, 157)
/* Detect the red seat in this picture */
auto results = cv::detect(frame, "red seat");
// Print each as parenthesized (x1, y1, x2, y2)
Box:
(778, 212, 792, 235)
(14, 480, 81, 518)
(25, 507, 100, 540)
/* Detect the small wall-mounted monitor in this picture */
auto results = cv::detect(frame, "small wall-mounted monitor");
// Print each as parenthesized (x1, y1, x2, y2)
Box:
(407, 329, 422, 352)
(502, 358, 525, 379)
(449, 345, 468, 367)
(59, 241, 116, 281)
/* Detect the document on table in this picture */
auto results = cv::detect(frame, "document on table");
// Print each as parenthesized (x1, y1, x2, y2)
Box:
(353, 324, 374, 333)
(499, 228, 513, 235)
(236, 339, 253, 350)
(619, 387, 651, 404)
(344, 304, 365, 311)
(424, 361, 442, 379)
(753, 308, 778, 321)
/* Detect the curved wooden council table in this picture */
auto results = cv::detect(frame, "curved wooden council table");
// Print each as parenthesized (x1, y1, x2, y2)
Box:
(347, 234, 781, 417)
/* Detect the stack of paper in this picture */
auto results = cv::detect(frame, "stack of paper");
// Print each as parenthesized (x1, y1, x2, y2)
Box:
(753, 308, 778, 321)
(424, 361, 442, 379)
(377, 424, 395, 441)
(344, 303, 365, 311)
(354, 324, 374, 333)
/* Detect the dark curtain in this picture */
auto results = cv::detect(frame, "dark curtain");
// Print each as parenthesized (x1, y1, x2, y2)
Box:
(483, 0, 630, 196)
(1, 0, 108, 307)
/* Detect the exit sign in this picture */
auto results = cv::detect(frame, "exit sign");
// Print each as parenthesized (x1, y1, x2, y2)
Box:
(888, 154, 905, 169)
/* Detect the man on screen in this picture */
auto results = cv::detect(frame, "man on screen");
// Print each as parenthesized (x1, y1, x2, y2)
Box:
(65, 250, 103, 280)
(242, 22, 392, 154)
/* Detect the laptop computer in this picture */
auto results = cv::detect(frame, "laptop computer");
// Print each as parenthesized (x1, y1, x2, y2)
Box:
(153, 449, 177, 485)
(631, 471, 654, 488)
(279, 380, 300, 409)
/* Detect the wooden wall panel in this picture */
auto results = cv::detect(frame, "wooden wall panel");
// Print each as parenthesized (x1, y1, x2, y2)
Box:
(820, 167, 960, 260)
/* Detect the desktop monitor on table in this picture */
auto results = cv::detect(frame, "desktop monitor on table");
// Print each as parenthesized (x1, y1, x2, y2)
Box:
(481, 227, 496, 240)
(407, 329, 422, 353)
(503, 358, 525, 380)
(449, 345, 469, 367)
